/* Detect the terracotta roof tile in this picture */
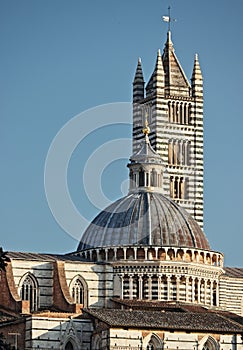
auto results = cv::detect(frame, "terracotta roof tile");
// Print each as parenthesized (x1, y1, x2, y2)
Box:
(84, 308, 243, 333)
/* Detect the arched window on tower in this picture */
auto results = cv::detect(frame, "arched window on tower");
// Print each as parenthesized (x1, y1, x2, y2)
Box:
(170, 176, 188, 200)
(168, 139, 191, 166)
(20, 273, 39, 312)
(168, 101, 191, 125)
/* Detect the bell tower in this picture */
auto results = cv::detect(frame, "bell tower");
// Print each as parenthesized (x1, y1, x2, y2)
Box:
(132, 30, 204, 228)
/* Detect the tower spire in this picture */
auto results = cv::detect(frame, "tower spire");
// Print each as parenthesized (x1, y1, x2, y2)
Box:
(191, 53, 203, 97)
(133, 57, 145, 103)
(132, 15, 204, 228)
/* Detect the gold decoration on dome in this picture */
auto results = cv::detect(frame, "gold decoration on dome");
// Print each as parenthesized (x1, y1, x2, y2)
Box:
(142, 113, 150, 135)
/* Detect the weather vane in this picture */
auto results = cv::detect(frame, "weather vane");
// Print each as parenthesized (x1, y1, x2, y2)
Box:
(162, 6, 176, 31)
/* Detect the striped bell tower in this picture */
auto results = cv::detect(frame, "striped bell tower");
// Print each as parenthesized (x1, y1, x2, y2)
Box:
(132, 30, 204, 229)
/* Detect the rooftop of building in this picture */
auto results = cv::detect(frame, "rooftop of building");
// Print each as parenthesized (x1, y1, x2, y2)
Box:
(84, 303, 243, 333)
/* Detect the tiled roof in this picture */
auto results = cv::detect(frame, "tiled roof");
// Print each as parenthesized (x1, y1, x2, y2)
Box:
(112, 298, 186, 311)
(32, 311, 81, 318)
(7, 251, 86, 262)
(0, 313, 15, 323)
(112, 299, 210, 313)
(84, 308, 243, 333)
(211, 310, 243, 326)
(0, 311, 23, 326)
(224, 267, 243, 278)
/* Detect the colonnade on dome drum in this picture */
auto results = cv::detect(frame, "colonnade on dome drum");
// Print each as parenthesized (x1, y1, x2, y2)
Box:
(77, 246, 223, 267)
(115, 271, 220, 307)
(77, 245, 224, 307)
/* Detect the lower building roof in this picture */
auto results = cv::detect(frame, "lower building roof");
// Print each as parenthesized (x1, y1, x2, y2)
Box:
(84, 307, 243, 333)
(224, 267, 243, 278)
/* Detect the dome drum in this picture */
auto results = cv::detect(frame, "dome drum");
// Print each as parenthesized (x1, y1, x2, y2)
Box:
(77, 245, 224, 268)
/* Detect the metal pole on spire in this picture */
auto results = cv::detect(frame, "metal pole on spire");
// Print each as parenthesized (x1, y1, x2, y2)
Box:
(162, 5, 176, 32)
(168, 6, 171, 31)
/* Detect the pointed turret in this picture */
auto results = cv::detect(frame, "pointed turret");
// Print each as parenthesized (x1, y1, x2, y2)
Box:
(133, 58, 145, 103)
(191, 53, 203, 98)
(162, 31, 190, 96)
(146, 49, 165, 97)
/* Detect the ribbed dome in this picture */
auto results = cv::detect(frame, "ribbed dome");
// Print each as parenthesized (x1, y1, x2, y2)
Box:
(77, 191, 210, 251)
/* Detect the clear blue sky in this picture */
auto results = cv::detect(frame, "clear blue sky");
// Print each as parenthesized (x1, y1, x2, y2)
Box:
(1, 0, 243, 266)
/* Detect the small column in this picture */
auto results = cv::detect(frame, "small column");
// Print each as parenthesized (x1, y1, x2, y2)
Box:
(105, 249, 108, 261)
(185, 276, 189, 302)
(176, 177, 180, 199)
(180, 178, 185, 199)
(179, 103, 183, 124)
(216, 254, 219, 266)
(182, 249, 186, 262)
(179, 141, 184, 165)
(158, 275, 162, 300)
(210, 253, 213, 266)
(175, 140, 179, 165)
(203, 253, 206, 264)
(148, 275, 152, 300)
(135, 172, 139, 187)
(216, 281, 219, 307)
(192, 277, 195, 303)
(129, 274, 133, 300)
(184, 104, 188, 124)
(198, 278, 201, 304)
(184, 141, 188, 166)
(181, 103, 185, 125)
(170, 177, 174, 198)
(167, 275, 171, 301)
(148, 170, 151, 187)
(155, 247, 158, 259)
(173, 102, 176, 123)
(120, 275, 124, 299)
(176, 103, 179, 124)
(176, 276, 180, 301)
(114, 248, 117, 260)
(165, 248, 169, 261)
(138, 275, 143, 300)
(134, 247, 137, 260)
(168, 141, 173, 164)
(204, 280, 208, 305)
(124, 248, 127, 260)
(168, 102, 172, 123)
(144, 248, 148, 260)
(210, 280, 213, 306)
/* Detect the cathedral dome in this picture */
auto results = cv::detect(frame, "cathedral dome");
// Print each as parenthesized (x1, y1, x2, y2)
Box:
(77, 191, 210, 252)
